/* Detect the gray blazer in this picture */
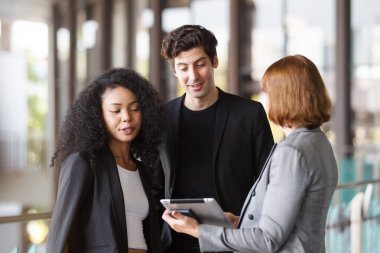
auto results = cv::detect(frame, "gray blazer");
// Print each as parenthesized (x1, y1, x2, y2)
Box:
(198, 127, 338, 253)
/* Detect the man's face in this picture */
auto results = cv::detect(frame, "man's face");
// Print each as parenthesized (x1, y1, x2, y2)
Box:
(173, 46, 218, 100)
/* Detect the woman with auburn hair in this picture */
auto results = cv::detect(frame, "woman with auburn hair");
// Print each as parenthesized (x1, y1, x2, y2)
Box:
(162, 55, 338, 253)
(46, 68, 164, 253)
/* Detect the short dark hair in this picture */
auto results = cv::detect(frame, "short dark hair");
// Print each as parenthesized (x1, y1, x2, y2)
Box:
(52, 68, 165, 169)
(161, 24, 218, 65)
(262, 55, 332, 129)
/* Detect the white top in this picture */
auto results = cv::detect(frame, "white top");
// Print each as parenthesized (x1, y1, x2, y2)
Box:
(117, 165, 149, 250)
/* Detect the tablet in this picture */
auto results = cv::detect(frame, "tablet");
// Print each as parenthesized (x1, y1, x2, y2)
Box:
(160, 198, 232, 228)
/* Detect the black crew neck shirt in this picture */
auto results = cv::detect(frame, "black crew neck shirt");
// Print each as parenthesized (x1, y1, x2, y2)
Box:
(170, 101, 219, 251)
(173, 101, 219, 200)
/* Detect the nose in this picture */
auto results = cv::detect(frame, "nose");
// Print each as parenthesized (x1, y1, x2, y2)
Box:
(188, 66, 199, 81)
(121, 111, 131, 122)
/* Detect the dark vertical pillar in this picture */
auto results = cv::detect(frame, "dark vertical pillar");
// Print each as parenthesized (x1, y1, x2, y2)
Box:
(126, 0, 136, 69)
(228, 0, 239, 95)
(149, 0, 166, 100)
(68, 0, 77, 104)
(51, 2, 60, 208)
(53, 4, 60, 136)
(100, 0, 112, 70)
(335, 0, 353, 159)
(228, 0, 254, 97)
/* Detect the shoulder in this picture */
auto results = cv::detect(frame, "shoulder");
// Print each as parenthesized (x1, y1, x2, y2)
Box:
(60, 152, 93, 181)
(275, 133, 310, 158)
(219, 89, 264, 111)
(166, 96, 183, 107)
(165, 96, 183, 113)
(280, 129, 327, 151)
(274, 129, 331, 166)
(62, 152, 88, 169)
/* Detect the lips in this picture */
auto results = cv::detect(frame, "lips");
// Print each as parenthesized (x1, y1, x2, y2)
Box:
(119, 126, 133, 135)
(188, 82, 202, 92)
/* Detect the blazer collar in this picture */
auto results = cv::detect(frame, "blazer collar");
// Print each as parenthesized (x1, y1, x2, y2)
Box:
(212, 88, 231, 167)
(286, 127, 322, 139)
(168, 96, 184, 174)
(169, 88, 231, 171)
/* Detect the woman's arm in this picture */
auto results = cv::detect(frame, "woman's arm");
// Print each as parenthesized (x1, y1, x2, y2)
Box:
(46, 154, 93, 253)
(162, 145, 309, 253)
(198, 145, 308, 252)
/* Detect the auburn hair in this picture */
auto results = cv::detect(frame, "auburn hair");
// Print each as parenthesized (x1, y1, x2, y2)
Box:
(262, 55, 332, 129)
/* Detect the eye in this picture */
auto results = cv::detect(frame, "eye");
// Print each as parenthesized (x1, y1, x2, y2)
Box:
(130, 104, 141, 112)
(109, 110, 120, 114)
(130, 107, 140, 112)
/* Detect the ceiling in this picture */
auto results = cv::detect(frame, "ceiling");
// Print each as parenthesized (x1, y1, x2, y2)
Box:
(0, 0, 53, 23)
(0, 0, 195, 24)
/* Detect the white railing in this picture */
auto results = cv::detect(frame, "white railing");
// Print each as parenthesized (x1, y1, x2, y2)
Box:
(0, 212, 51, 253)
(326, 179, 380, 253)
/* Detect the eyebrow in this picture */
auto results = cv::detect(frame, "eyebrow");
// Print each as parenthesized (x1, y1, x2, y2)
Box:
(176, 56, 208, 66)
(106, 100, 139, 106)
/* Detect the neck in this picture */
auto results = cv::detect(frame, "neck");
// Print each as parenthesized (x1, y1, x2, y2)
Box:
(283, 126, 296, 137)
(108, 142, 131, 161)
(184, 86, 218, 110)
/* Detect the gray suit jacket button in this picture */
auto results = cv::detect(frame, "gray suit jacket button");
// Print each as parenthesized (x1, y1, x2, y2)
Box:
(248, 214, 254, 220)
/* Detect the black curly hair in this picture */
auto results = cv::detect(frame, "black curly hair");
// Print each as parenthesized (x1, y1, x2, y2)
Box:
(51, 68, 165, 170)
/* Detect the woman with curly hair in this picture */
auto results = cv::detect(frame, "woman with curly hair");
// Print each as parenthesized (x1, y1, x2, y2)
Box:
(47, 68, 165, 253)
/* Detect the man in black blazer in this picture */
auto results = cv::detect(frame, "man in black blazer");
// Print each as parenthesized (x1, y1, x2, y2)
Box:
(159, 24, 274, 253)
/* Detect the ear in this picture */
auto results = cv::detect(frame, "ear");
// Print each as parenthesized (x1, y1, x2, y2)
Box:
(213, 56, 219, 68)
(172, 64, 178, 77)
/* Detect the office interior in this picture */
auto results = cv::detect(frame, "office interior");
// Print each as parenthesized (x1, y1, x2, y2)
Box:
(0, 0, 379, 252)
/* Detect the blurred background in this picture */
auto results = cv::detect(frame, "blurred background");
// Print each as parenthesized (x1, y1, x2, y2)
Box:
(0, 0, 379, 252)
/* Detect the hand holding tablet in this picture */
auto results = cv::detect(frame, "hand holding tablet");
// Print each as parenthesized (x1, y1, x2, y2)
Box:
(160, 198, 233, 228)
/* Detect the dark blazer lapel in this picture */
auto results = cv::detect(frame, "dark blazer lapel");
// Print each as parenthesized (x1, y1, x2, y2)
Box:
(137, 162, 156, 214)
(138, 163, 163, 253)
(102, 147, 129, 251)
(213, 88, 230, 169)
(168, 95, 184, 196)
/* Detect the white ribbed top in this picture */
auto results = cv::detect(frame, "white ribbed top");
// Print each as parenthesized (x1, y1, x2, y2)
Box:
(117, 165, 149, 250)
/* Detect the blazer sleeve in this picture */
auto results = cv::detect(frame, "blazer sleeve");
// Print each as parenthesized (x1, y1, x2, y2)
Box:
(46, 154, 93, 253)
(199, 145, 309, 253)
(252, 103, 274, 180)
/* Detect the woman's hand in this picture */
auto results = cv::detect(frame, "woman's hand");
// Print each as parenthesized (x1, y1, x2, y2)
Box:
(224, 212, 239, 228)
(162, 209, 200, 238)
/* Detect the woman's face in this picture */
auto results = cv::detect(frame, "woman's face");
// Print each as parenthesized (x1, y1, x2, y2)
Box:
(101, 86, 142, 146)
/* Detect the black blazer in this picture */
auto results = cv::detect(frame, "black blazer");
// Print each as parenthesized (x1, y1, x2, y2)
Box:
(46, 147, 163, 253)
(160, 88, 274, 215)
